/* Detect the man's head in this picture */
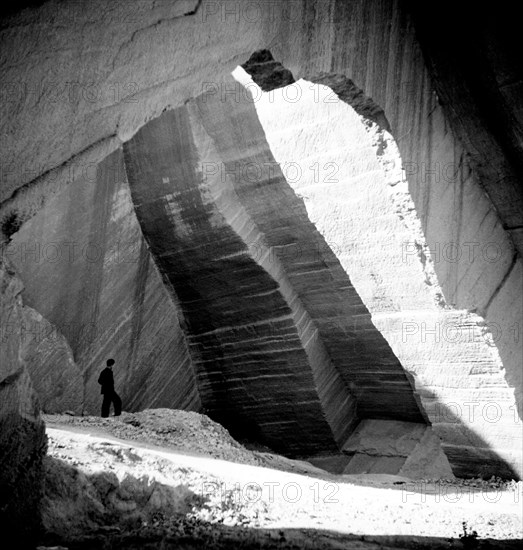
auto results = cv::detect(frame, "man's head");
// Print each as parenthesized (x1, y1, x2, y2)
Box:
(106, 358, 115, 368)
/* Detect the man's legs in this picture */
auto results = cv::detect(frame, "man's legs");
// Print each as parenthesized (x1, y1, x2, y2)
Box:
(112, 392, 122, 416)
(101, 393, 111, 417)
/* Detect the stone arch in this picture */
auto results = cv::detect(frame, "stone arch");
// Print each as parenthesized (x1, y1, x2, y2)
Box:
(234, 52, 521, 477)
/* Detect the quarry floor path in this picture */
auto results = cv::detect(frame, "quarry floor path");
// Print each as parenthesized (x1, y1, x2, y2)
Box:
(39, 411, 522, 549)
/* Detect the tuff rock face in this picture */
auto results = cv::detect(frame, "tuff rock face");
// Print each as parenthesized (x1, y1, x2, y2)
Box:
(342, 419, 454, 479)
(0, 256, 47, 545)
(6, 150, 201, 416)
(238, 70, 521, 477)
(1, 1, 523, 536)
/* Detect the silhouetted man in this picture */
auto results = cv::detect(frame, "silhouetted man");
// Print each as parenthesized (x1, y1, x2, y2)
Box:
(98, 358, 122, 417)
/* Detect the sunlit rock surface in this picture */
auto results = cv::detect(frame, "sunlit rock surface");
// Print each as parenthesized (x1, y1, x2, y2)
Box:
(240, 72, 521, 478)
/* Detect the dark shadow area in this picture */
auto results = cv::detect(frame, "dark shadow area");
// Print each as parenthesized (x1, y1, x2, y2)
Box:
(38, 456, 202, 549)
(0, 210, 22, 239)
(37, 519, 523, 550)
(404, 0, 523, 422)
(241, 49, 296, 92)
(406, 0, 523, 192)
(0, 413, 46, 549)
(0, 0, 48, 22)
(211, 410, 266, 448)
(418, 388, 520, 480)
(301, 375, 520, 480)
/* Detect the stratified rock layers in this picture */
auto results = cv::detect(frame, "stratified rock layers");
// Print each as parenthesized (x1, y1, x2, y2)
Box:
(342, 419, 454, 480)
(21, 306, 83, 414)
(0, 256, 47, 544)
(242, 74, 521, 478)
(124, 106, 353, 454)
(8, 150, 201, 415)
(190, 89, 425, 422)
(121, 84, 434, 455)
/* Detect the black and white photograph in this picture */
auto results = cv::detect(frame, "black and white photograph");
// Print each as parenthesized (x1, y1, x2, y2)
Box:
(1, 1, 522, 548)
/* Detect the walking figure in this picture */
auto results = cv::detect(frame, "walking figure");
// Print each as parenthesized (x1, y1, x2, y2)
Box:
(98, 358, 122, 417)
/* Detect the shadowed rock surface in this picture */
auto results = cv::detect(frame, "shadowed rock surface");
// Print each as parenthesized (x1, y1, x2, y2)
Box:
(7, 150, 202, 416)
(21, 305, 83, 414)
(0, 257, 47, 545)
(241, 49, 296, 91)
(342, 419, 454, 479)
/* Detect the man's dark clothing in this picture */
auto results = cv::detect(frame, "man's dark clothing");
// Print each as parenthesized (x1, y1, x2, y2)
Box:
(98, 367, 121, 417)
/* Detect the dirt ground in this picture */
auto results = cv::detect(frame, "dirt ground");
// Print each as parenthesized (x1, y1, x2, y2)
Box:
(38, 409, 522, 549)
